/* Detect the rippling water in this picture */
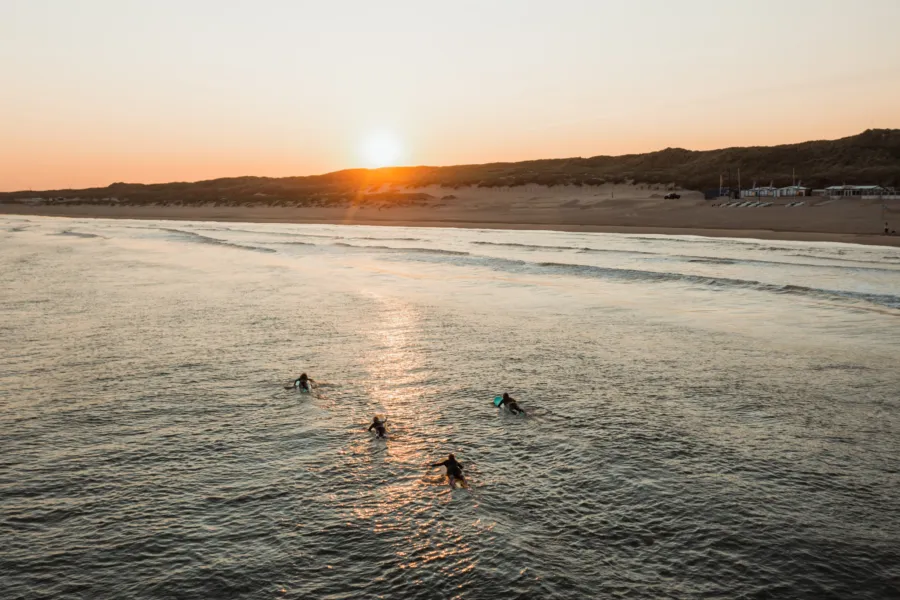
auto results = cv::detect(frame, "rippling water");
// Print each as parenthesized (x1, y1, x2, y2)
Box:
(2, 216, 899, 599)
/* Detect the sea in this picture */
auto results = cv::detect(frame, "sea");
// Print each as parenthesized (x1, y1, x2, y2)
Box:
(1, 215, 899, 599)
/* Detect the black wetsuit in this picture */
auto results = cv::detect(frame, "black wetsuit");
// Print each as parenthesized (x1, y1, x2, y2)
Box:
(368, 420, 387, 438)
(499, 396, 525, 415)
(294, 377, 310, 391)
(433, 458, 465, 481)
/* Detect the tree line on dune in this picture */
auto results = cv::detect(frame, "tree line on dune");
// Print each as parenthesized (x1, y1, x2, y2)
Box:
(3, 129, 899, 207)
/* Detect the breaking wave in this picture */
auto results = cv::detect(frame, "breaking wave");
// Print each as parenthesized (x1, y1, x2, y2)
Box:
(790, 253, 900, 267)
(686, 258, 738, 265)
(672, 255, 900, 273)
(333, 242, 469, 256)
(472, 241, 657, 255)
(55, 230, 100, 239)
(577, 247, 658, 256)
(470, 242, 900, 273)
(387, 249, 900, 310)
(352, 236, 422, 242)
(472, 241, 578, 251)
(529, 261, 900, 309)
(161, 229, 276, 253)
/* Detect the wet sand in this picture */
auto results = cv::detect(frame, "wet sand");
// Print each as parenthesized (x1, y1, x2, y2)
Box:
(4, 184, 899, 247)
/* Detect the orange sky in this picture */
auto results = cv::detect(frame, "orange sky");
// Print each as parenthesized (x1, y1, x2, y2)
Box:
(2, 0, 899, 192)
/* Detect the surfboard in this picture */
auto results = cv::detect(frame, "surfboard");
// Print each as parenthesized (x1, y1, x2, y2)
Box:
(449, 476, 469, 489)
(493, 396, 502, 407)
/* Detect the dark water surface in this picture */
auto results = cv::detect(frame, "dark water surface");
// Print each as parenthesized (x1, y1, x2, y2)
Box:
(2, 217, 899, 599)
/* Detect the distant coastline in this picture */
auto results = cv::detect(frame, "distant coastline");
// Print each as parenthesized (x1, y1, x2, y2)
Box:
(3, 129, 900, 198)
(6, 127, 900, 248)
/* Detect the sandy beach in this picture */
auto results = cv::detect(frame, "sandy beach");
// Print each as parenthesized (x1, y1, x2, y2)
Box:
(4, 184, 899, 246)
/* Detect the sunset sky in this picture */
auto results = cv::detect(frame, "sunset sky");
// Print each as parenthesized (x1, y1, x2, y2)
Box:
(2, 0, 899, 191)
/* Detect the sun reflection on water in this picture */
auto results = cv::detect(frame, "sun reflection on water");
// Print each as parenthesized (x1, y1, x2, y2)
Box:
(337, 292, 482, 578)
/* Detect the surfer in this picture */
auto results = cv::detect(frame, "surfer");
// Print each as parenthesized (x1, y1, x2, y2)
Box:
(430, 453, 467, 488)
(368, 416, 387, 438)
(498, 392, 526, 415)
(291, 373, 313, 391)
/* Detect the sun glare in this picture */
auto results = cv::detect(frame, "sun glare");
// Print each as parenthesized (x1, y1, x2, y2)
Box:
(361, 131, 404, 168)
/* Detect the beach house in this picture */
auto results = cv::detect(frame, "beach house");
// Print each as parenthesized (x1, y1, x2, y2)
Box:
(776, 186, 810, 197)
(824, 185, 888, 198)
(740, 186, 778, 198)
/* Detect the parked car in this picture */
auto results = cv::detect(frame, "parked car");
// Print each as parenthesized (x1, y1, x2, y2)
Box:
(664, 193, 681, 199)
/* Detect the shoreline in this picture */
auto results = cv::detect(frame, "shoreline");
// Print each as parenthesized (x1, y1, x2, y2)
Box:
(3, 203, 900, 247)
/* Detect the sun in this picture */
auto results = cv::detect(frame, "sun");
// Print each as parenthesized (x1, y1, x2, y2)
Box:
(360, 131, 404, 168)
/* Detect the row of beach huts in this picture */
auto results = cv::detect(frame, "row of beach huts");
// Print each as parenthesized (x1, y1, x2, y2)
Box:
(739, 184, 898, 199)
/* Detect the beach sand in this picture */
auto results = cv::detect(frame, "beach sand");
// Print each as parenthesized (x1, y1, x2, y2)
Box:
(4, 184, 900, 246)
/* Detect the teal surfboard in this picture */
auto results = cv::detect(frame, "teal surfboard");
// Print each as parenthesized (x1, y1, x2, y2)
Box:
(493, 396, 502, 407)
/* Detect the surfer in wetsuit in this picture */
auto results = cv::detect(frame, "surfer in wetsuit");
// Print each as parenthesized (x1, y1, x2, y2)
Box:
(431, 453, 467, 488)
(368, 416, 387, 438)
(292, 373, 313, 391)
(498, 392, 526, 415)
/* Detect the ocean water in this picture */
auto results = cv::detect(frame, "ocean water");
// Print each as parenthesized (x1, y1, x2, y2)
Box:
(1, 215, 899, 600)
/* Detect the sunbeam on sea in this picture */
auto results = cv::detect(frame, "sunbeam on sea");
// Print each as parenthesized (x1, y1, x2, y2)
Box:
(1, 216, 899, 599)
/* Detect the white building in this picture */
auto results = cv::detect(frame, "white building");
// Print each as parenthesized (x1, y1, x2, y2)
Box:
(776, 186, 810, 197)
(741, 186, 778, 198)
(824, 185, 888, 198)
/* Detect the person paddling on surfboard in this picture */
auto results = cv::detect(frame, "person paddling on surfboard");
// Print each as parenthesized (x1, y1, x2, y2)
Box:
(368, 416, 387, 438)
(498, 392, 526, 415)
(291, 373, 313, 392)
(430, 454, 468, 488)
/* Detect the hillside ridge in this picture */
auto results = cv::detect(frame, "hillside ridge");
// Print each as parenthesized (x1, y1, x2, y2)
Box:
(4, 129, 898, 206)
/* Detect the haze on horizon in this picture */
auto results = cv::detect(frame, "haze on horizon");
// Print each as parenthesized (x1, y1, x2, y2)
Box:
(2, 0, 899, 192)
